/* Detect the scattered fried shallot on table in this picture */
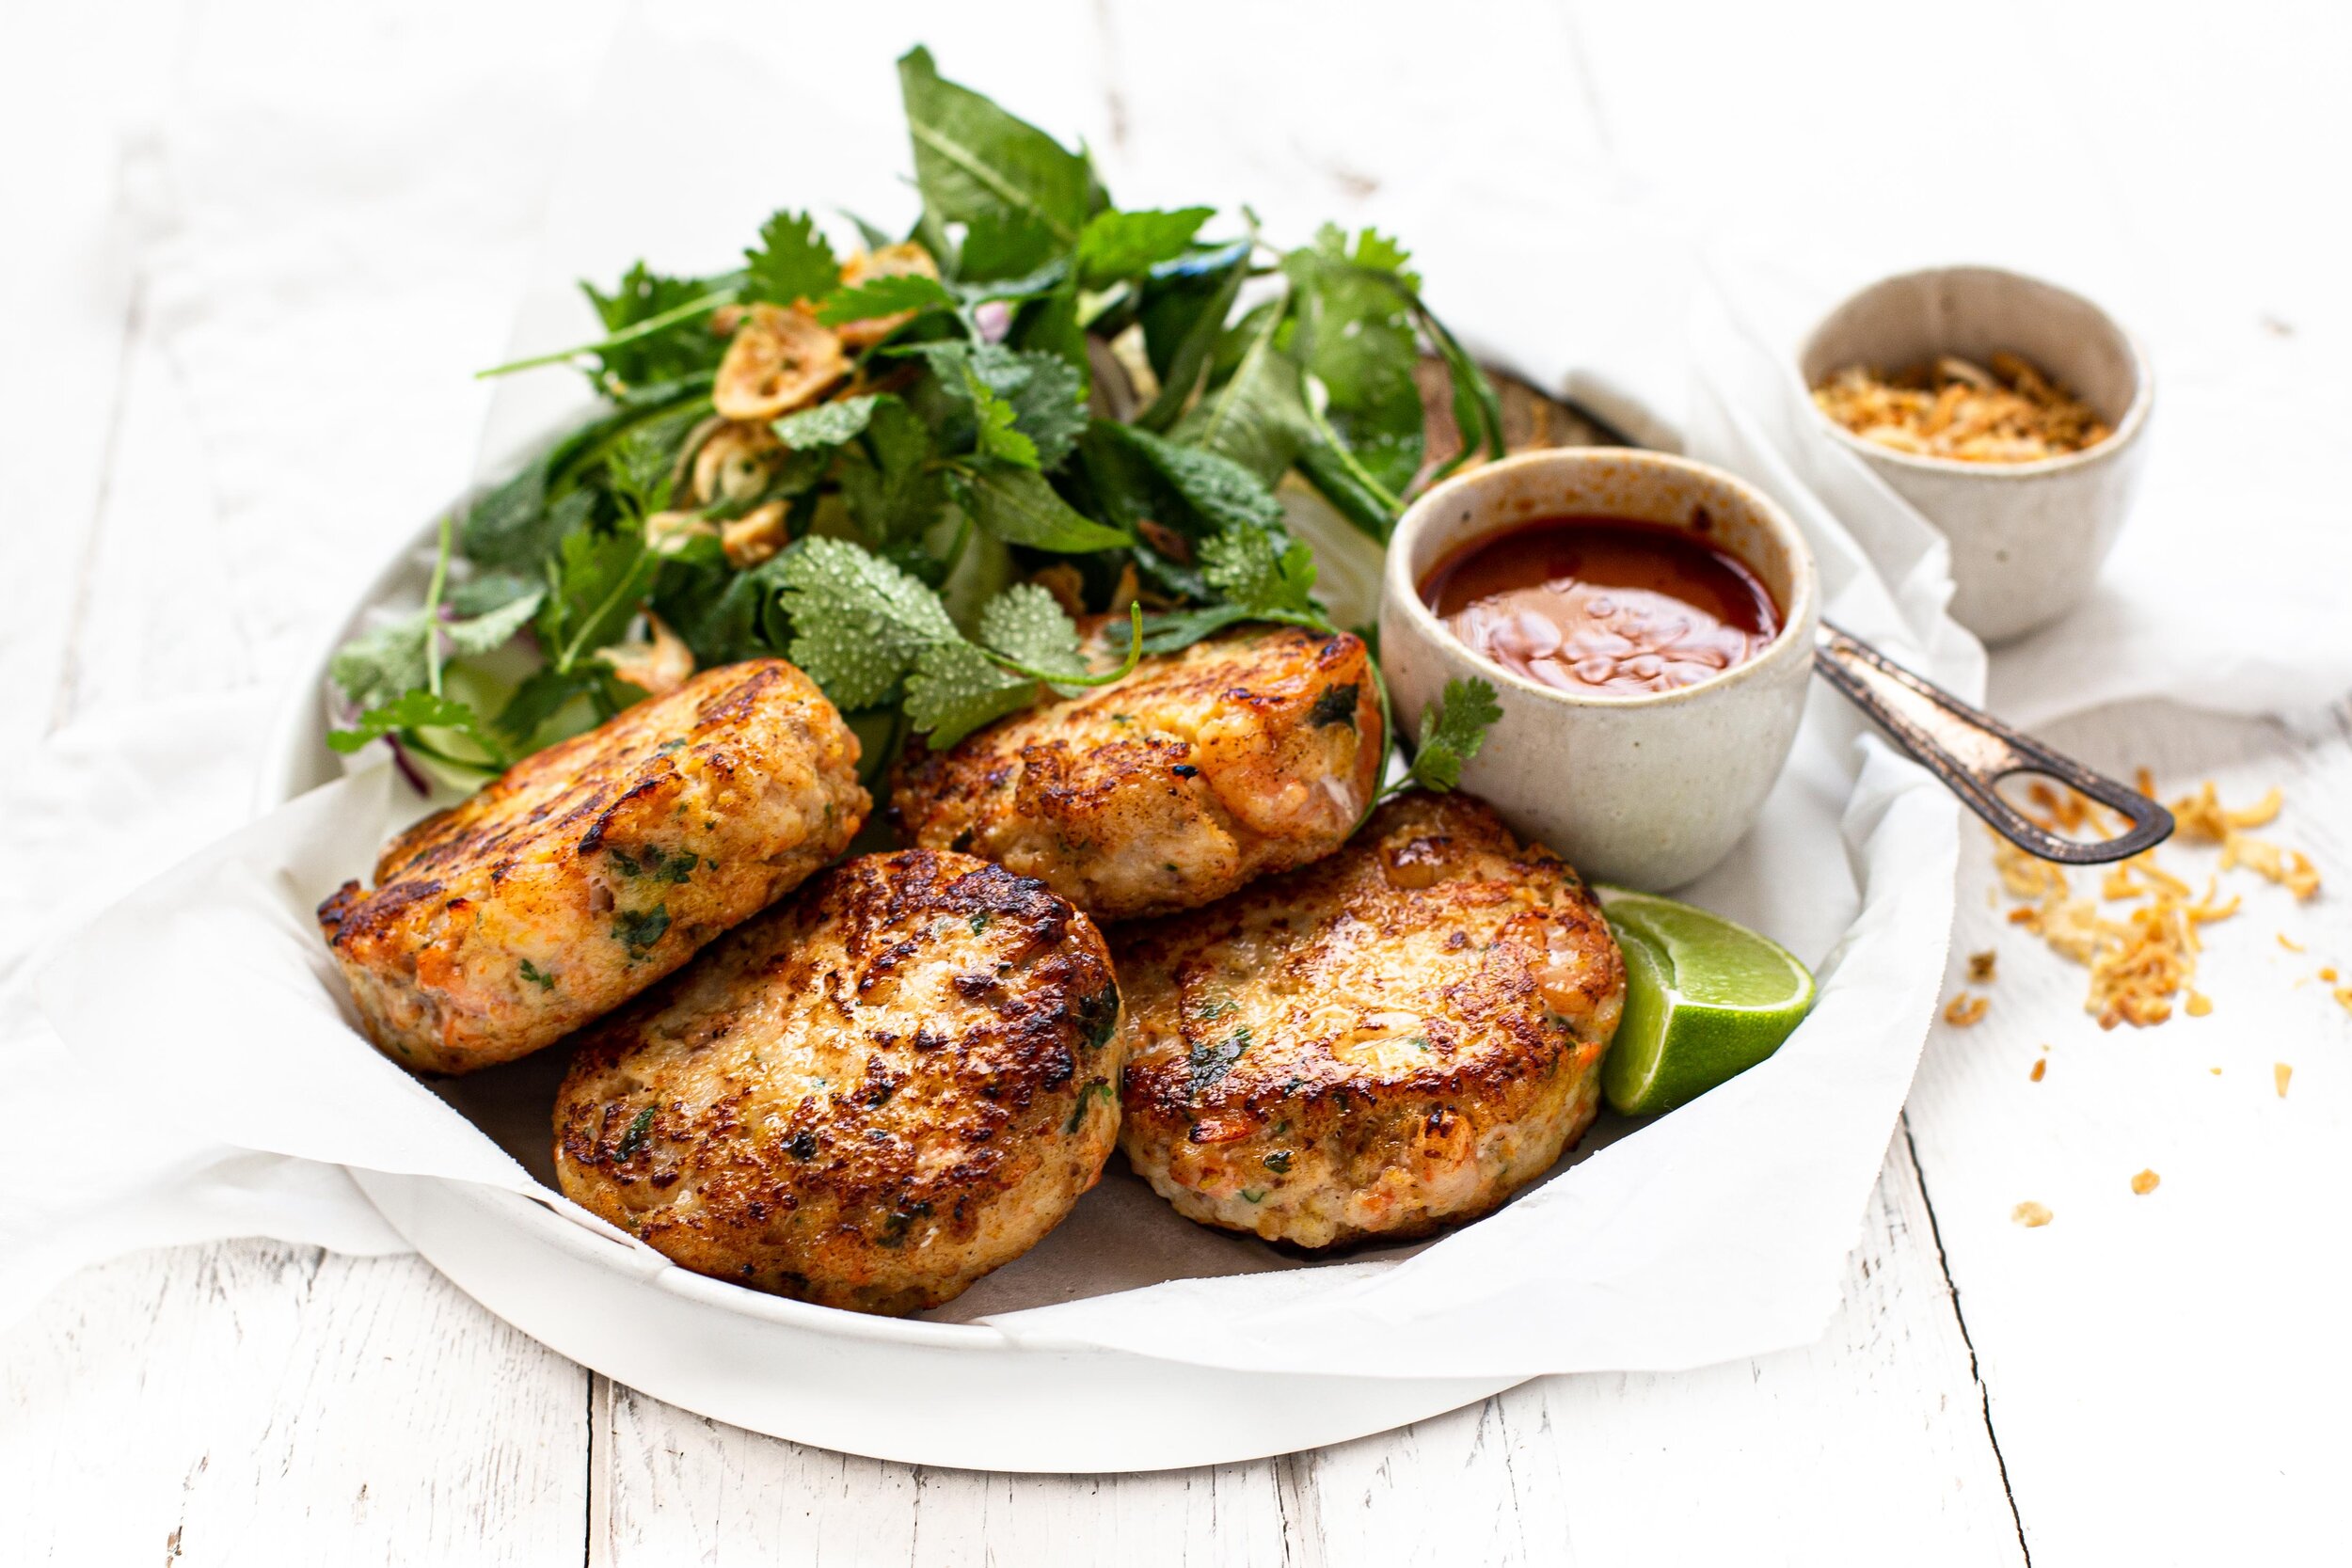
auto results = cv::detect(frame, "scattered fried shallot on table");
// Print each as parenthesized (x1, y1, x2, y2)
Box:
(1987, 774, 2322, 1029)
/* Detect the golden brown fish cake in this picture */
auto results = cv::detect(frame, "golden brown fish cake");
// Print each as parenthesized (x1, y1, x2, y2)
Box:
(318, 659, 867, 1074)
(552, 849, 1125, 1316)
(1113, 792, 1625, 1248)
(890, 623, 1383, 921)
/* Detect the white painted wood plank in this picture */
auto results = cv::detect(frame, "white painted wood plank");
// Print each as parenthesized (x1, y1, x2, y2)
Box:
(593, 1374, 1292, 1567)
(0, 0, 193, 747)
(1298, 1140, 2025, 1568)
(1903, 702, 2352, 1564)
(0, 1243, 587, 1567)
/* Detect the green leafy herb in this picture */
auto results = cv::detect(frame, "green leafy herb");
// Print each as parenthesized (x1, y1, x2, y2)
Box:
(814, 272, 957, 327)
(613, 905, 672, 958)
(568, 264, 734, 390)
(373, 49, 1505, 813)
(518, 959, 556, 991)
(1389, 676, 1502, 797)
(1309, 683, 1360, 729)
(616, 1106, 657, 1160)
(743, 210, 839, 307)
(953, 464, 1129, 552)
(1188, 1025, 1253, 1093)
(327, 689, 507, 766)
(1075, 207, 1215, 288)
(609, 847, 698, 883)
(898, 45, 1090, 277)
(1262, 1150, 1293, 1174)
(1063, 1079, 1116, 1133)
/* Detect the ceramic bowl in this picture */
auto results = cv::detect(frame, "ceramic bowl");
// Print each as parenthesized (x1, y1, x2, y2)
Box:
(1798, 265, 2153, 644)
(1380, 450, 1820, 891)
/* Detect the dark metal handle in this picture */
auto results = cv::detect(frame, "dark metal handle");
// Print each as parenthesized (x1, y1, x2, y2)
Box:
(1812, 621, 2172, 864)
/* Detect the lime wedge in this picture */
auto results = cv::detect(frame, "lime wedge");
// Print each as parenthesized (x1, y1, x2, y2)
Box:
(1596, 888, 1817, 1117)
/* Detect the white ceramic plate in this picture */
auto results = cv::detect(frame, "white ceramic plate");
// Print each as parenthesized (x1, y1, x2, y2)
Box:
(259, 490, 1519, 1472)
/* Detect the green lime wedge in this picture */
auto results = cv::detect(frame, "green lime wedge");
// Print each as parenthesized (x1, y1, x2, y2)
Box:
(1596, 887, 1818, 1117)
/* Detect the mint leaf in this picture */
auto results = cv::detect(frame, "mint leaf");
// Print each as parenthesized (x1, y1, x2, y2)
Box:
(954, 465, 1129, 553)
(903, 639, 1038, 748)
(1075, 207, 1215, 288)
(1136, 243, 1248, 429)
(771, 394, 882, 450)
(814, 273, 955, 327)
(1395, 677, 1502, 795)
(904, 342, 1087, 470)
(743, 211, 839, 307)
(992, 349, 1088, 470)
(772, 536, 960, 708)
(1095, 423, 1281, 534)
(1174, 293, 1309, 483)
(898, 46, 1089, 278)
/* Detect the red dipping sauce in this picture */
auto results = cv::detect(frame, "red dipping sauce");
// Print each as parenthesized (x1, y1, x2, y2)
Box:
(1421, 516, 1781, 697)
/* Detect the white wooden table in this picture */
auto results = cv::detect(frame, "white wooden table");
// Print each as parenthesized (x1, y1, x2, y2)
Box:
(7, 3, 2347, 1561)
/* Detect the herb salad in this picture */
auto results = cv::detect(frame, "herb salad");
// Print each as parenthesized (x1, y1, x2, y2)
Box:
(327, 46, 1502, 792)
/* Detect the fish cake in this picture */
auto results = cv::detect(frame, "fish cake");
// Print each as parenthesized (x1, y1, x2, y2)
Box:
(318, 659, 866, 1074)
(1113, 792, 1625, 1248)
(552, 849, 1125, 1316)
(891, 623, 1383, 921)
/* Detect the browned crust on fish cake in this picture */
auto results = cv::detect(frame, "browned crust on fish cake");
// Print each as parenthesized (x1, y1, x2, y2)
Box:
(890, 624, 1383, 921)
(318, 660, 867, 1074)
(1112, 792, 1624, 1247)
(552, 849, 1125, 1316)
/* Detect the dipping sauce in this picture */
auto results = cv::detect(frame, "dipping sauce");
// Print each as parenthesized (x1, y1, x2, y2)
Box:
(1421, 516, 1780, 697)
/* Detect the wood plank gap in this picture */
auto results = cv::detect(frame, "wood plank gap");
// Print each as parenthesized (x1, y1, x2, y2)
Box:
(46, 274, 148, 737)
(1899, 1113, 2033, 1565)
(585, 1373, 612, 1568)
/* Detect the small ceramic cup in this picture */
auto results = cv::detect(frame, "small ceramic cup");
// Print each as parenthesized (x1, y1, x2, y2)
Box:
(1381, 450, 1820, 890)
(1798, 265, 2153, 644)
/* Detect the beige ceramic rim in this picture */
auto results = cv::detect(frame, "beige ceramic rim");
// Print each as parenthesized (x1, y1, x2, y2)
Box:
(1385, 448, 1820, 711)
(1797, 264, 2154, 481)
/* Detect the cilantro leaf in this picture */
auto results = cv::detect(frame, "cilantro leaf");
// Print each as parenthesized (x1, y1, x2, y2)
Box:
(898, 47, 1090, 278)
(1311, 222, 1421, 291)
(328, 689, 507, 768)
(772, 536, 959, 709)
(539, 526, 660, 675)
(1075, 207, 1215, 288)
(1393, 677, 1502, 796)
(834, 397, 946, 545)
(976, 582, 1086, 678)
(903, 639, 1039, 748)
(578, 263, 732, 391)
(953, 464, 1129, 553)
(1200, 529, 1318, 617)
(743, 211, 839, 308)
(813, 273, 956, 327)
